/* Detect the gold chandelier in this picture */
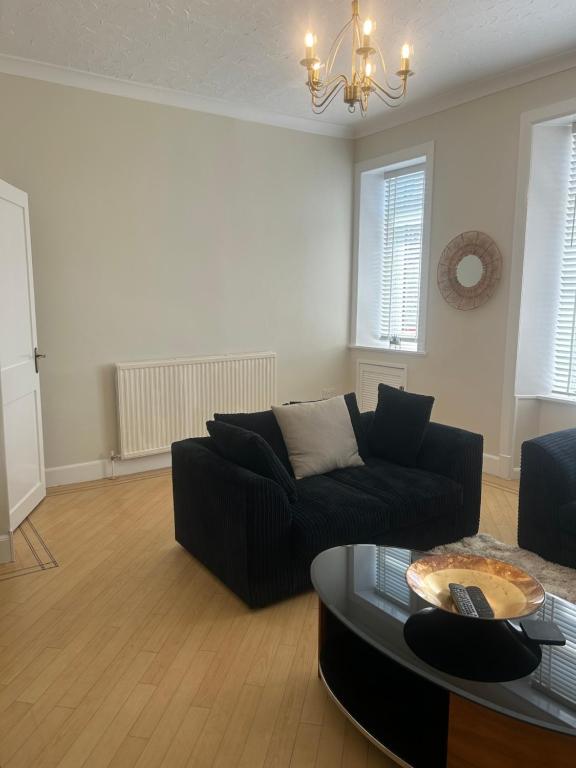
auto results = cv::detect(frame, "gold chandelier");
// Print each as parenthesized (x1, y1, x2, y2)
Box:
(299, 0, 413, 116)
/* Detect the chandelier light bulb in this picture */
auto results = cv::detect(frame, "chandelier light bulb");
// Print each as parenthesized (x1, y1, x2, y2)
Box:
(363, 19, 373, 36)
(401, 43, 411, 60)
(305, 31, 315, 48)
(365, 61, 373, 77)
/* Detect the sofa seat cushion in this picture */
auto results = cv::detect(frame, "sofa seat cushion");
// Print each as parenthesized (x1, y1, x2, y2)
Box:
(291, 458, 463, 560)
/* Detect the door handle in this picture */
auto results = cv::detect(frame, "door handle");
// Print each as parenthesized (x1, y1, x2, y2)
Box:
(34, 347, 46, 374)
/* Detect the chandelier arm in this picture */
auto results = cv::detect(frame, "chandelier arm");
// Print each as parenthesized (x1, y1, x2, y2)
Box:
(373, 45, 404, 92)
(310, 77, 348, 109)
(371, 78, 408, 102)
(382, 75, 405, 92)
(311, 82, 346, 114)
(308, 72, 348, 98)
(325, 17, 354, 76)
(371, 86, 408, 108)
(313, 73, 349, 93)
(308, 80, 329, 98)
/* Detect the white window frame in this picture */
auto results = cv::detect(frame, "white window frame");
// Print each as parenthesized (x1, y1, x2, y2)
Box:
(515, 111, 576, 405)
(551, 124, 576, 398)
(350, 142, 434, 355)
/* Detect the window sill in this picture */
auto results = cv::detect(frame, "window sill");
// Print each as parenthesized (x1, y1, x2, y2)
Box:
(348, 344, 427, 357)
(518, 394, 576, 406)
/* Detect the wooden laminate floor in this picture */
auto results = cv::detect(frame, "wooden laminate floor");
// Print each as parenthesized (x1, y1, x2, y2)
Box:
(0, 472, 519, 768)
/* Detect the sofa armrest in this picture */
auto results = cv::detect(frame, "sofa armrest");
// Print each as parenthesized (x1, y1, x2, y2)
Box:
(520, 430, 576, 506)
(359, 413, 483, 538)
(518, 430, 576, 561)
(559, 500, 576, 536)
(415, 422, 483, 537)
(172, 437, 294, 608)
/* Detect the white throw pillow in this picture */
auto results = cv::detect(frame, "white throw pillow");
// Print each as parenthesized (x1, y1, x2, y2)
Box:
(272, 396, 364, 480)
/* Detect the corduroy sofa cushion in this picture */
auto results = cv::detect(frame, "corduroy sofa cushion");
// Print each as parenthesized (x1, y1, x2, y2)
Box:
(206, 420, 297, 502)
(286, 393, 369, 462)
(214, 409, 292, 473)
(291, 457, 462, 560)
(369, 384, 434, 466)
(272, 396, 364, 480)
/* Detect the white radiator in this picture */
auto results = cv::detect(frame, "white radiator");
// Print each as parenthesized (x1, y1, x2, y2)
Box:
(115, 352, 276, 459)
(356, 360, 407, 412)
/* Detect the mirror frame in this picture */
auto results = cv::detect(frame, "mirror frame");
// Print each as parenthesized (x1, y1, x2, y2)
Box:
(437, 231, 502, 310)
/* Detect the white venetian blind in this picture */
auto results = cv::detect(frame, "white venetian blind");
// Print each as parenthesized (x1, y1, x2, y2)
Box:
(532, 598, 576, 709)
(552, 126, 576, 396)
(379, 165, 426, 349)
(375, 548, 411, 607)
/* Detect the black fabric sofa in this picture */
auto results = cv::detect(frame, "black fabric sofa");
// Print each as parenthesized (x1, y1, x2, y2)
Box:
(518, 429, 576, 568)
(172, 411, 483, 607)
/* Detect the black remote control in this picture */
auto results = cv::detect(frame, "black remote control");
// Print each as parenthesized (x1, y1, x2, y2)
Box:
(449, 583, 478, 617)
(466, 586, 495, 618)
(520, 620, 566, 646)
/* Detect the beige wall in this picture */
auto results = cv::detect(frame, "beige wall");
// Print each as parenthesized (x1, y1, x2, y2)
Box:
(353, 68, 576, 460)
(3, 65, 576, 475)
(514, 399, 576, 466)
(0, 74, 353, 470)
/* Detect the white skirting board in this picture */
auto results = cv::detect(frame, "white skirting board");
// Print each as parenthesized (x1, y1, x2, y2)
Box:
(45, 452, 172, 487)
(483, 453, 516, 479)
(48, 450, 510, 487)
(0, 534, 13, 564)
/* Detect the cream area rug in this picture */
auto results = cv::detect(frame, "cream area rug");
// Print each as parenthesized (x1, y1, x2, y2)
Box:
(430, 533, 576, 604)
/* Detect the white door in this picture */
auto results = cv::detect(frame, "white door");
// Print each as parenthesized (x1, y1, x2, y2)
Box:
(0, 179, 45, 532)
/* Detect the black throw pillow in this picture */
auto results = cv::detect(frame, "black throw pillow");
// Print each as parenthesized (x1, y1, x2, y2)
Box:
(344, 392, 370, 462)
(214, 409, 292, 474)
(206, 420, 297, 502)
(368, 384, 434, 466)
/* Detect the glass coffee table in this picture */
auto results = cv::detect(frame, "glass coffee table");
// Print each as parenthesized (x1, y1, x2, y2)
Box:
(311, 544, 576, 768)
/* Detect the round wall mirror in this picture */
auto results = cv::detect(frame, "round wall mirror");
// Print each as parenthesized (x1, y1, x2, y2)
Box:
(456, 254, 484, 288)
(438, 231, 502, 310)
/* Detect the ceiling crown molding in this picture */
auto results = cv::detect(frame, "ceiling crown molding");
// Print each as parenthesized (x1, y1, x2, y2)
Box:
(354, 48, 576, 138)
(0, 53, 354, 140)
(1, 48, 576, 142)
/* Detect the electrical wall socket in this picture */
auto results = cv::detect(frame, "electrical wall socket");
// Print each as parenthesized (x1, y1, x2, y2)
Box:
(321, 387, 337, 400)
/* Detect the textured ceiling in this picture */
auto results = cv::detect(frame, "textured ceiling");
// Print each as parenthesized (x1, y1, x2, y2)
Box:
(0, 0, 575, 129)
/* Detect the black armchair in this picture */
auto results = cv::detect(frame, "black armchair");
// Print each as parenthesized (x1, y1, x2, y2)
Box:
(173, 417, 483, 607)
(518, 429, 576, 567)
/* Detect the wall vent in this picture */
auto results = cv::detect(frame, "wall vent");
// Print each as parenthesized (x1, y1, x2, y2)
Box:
(356, 360, 407, 412)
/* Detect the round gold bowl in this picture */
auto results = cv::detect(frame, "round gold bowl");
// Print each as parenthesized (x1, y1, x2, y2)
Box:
(406, 554, 545, 620)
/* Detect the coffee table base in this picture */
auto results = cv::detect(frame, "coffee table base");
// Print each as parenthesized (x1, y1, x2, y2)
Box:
(318, 599, 576, 768)
(403, 607, 542, 682)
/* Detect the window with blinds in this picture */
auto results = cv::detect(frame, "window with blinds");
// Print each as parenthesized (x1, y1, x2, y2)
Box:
(552, 126, 576, 396)
(353, 147, 431, 353)
(379, 166, 426, 349)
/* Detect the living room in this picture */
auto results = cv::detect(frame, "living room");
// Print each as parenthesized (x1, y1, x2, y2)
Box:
(0, 1, 575, 766)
